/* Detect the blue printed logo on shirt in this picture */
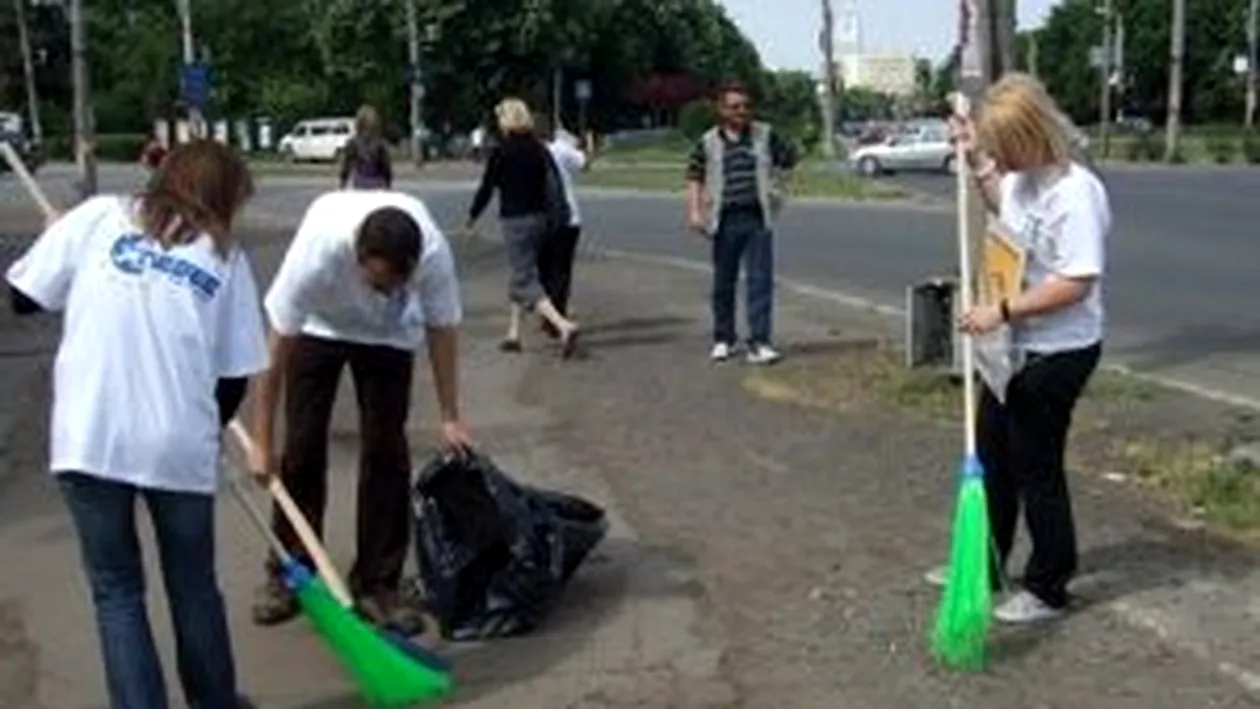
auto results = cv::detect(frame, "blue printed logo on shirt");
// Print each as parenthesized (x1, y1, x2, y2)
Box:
(109, 233, 221, 300)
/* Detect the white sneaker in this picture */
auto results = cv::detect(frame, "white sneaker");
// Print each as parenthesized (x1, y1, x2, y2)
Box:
(745, 343, 782, 365)
(994, 591, 1064, 625)
(924, 565, 949, 588)
(710, 342, 734, 362)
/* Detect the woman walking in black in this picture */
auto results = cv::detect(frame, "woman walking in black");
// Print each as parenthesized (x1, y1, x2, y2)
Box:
(466, 98, 579, 357)
(339, 104, 392, 191)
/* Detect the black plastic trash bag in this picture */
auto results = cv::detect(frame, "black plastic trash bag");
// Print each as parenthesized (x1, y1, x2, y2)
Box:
(410, 450, 608, 641)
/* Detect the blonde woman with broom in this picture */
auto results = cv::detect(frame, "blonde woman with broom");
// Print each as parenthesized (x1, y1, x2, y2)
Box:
(926, 73, 1111, 625)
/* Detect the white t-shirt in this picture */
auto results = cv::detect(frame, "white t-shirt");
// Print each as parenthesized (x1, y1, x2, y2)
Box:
(998, 162, 1110, 353)
(547, 139, 585, 227)
(264, 190, 463, 351)
(5, 196, 269, 494)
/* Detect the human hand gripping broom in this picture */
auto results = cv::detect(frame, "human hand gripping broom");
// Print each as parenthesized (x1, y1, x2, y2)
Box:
(224, 420, 452, 671)
(929, 92, 994, 672)
(224, 422, 454, 706)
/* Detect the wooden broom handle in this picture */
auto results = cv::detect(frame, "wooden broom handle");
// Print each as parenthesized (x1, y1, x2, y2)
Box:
(227, 419, 355, 607)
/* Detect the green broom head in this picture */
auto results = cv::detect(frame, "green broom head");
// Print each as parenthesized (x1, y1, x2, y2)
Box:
(281, 561, 454, 706)
(930, 453, 993, 672)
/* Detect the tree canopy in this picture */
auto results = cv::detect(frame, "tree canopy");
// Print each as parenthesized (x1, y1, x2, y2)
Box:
(1, 0, 778, 138)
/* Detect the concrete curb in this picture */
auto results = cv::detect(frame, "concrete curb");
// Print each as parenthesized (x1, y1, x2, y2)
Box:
(599, 248, 1260, 413)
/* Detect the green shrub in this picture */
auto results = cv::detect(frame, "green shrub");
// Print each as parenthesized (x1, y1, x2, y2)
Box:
(1126, 132, 1160, 162)
(678, 100, 717, 140)
(1242, 132, 1260, 164)
(1205, 133, 1236, 164)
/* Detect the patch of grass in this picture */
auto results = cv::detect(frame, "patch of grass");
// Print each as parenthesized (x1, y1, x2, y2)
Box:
(1111, 437, 1260, 532)
(582, 164, 907, 201)
(743, 341, 1260, 536)
(599, 135, 694, 165)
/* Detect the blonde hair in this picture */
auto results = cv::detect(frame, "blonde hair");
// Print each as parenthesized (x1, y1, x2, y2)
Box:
(976, 73, 1071, 172)
(354, 104, 381, 138)
(495, 98, 534, 134)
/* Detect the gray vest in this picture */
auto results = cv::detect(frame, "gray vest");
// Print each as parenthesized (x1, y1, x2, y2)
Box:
(701, 121, 778, 235)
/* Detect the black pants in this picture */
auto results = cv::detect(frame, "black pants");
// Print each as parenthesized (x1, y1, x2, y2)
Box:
(538, 224, 581, 315)
(268, 335, 414, 597)
(979, 342, 1101, 609)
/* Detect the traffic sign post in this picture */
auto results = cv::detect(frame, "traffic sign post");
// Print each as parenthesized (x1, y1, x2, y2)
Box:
(181, 63, 211, 110)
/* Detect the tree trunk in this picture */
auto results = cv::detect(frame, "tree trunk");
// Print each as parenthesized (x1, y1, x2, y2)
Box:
(15, 0, 43, 144)
(818, 0, 838, 159)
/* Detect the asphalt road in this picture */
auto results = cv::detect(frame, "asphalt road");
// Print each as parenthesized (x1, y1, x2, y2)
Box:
(4, 161, 1260, 404)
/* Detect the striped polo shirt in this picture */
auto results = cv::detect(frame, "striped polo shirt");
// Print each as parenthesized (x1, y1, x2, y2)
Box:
(685, 126, 798, 210)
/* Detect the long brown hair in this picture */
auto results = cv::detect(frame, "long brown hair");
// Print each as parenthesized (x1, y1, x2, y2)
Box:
(139, 139, 254, 257)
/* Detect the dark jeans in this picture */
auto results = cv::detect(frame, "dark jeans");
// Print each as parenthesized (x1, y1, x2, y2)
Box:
(59, 472, 237, 709)
(269, 335, 415, 597)
(538, 224, 581, 315)
(711, 206, 774, 345)
(979, 342, 1102, 609)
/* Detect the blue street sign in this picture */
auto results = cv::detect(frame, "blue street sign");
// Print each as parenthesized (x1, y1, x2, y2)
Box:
(181, 63, 211, 109)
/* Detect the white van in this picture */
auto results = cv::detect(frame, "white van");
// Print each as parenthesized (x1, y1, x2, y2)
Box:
(277, 117, 354, 162)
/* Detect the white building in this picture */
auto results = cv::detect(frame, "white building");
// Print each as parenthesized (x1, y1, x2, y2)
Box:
(823, 0, 921, 98)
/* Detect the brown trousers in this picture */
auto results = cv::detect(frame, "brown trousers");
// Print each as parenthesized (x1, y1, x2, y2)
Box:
(267, 335, 414, 597)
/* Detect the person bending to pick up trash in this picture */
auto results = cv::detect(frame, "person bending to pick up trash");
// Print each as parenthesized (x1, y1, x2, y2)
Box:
(247, 188, 472, 634)
(925, 73, 1111, 625)
(6, 140, 268, 709)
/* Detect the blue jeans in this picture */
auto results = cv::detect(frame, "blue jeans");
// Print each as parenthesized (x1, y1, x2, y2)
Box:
(58, 473, 238, 709)
(711, 207, 774, 345)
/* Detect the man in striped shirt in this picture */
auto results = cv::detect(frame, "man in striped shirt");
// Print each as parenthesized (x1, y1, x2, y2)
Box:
(685, 82, 798, 365)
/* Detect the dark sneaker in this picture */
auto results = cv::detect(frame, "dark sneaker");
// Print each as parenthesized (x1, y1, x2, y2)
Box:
(251, 576, 299, 626)
(356, 589, 432, 637)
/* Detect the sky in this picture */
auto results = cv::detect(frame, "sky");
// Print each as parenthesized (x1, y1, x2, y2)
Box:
(718, 0, 1061, 71)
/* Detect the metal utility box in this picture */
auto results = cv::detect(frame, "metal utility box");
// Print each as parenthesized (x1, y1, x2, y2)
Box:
(905, 278, 963, 375)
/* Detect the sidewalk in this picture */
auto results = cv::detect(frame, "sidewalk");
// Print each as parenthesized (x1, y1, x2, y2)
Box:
(1, 223, 1260, 707)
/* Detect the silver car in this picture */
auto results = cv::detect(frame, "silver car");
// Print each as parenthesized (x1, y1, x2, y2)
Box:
(849, 122, 955, 177)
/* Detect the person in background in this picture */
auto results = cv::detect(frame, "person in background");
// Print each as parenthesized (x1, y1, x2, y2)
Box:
(6, 140, 268, 708)
(247, 188, 470, 635)
(684, 81, 797, 366)
(927, 73, 1111, 625)
(466, 97, 580, 357)
(533, 113, 587, 339)
(339, 104, 392, 190)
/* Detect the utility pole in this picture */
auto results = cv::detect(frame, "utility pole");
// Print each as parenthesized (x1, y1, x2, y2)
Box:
(1247, 0, 1258, 128)
(176, 0, 203, 139)
(958, 0, 993, 286)
(993, 0, 1016, 76)
(69, 0, 96, 199)
(552, 64, 563, 133)
(1098, 0, 1114, 159)
(404, 0, 424, 165)
(818, 0, 838, 159)
(1165, 0, 1186, 161)
(15, 0, 44, 144)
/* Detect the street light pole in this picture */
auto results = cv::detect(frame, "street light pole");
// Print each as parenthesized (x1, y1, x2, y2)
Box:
(1098, 0, 1113, 159)
(818, 0, 838, 159)
(1165, 0, 1186, 161)
(405, 0, 424, 166)
(69, 0, 96, 199)
(1247, 0, 1258, 128)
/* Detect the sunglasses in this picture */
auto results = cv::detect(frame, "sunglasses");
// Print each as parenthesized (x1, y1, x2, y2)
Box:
(724, 102, 752, 111)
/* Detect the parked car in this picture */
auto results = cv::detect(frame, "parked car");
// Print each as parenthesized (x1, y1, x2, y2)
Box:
(0, 111, 41, 175)
(849, 121, 953, 177)
(276, 117, 354, 162)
